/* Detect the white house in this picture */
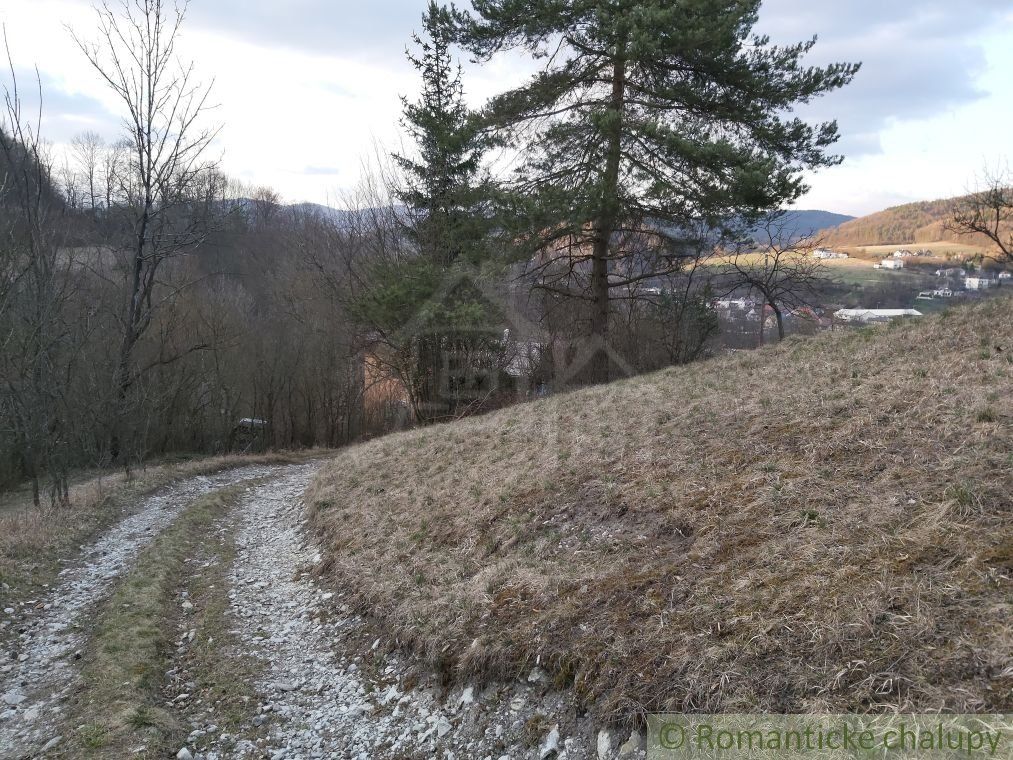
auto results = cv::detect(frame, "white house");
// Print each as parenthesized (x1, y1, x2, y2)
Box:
(932, 288, 954, 298)
(881, 259, 905, 270)
(965, 276, 995, 290)
(935, 267, 965, 278)
(892, 249, 914, 258)
(813, 248, 848, 260)
(998, 271, 1011, 280)
(834, 308, 922, 324)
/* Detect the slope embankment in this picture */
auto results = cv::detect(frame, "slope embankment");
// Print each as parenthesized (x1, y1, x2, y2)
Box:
(308, 297, 1012, 722)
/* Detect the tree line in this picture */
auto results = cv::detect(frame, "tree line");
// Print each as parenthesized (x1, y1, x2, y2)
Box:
(1, 0, 865, 500)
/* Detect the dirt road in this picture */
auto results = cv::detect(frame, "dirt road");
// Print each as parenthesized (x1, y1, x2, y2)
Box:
(0, 464, 613, 760)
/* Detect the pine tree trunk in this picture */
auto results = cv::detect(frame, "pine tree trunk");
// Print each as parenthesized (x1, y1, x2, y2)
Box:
(589, 41, 627, 385)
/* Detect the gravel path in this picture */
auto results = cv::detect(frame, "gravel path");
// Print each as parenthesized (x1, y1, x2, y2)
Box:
(183, 466, 614, 760)
(0, 464, 292, 758)
(201, 463, 426, 759)
(1, 462, 630, 759)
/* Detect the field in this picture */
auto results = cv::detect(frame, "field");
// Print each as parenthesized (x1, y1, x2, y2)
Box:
(704, 251, 937, 287)
(841, 241, 988, 260)
(308, 296, 1012, 724)
(820, 257, 934, 286)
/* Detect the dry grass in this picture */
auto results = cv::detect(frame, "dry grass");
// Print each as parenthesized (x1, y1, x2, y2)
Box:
(843, 241, 989, 259)
(66, 484, 253, 757)
(0, 451, 321, 615)
(308, 297, 1012, 725)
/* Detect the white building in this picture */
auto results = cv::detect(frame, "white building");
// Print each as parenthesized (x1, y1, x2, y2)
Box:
(965, 276, 995, 290)
(713, 297, 754, 310)
(892, 249, 914, 258)
(998, 271, 1011, 280)
(813, 248, 848, 260)
(834, 309, 923, 324)
(881, 259, 905, 270)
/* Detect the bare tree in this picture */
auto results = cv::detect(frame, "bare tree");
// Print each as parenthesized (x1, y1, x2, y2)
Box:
(102, 137, 131, 208)
(0, 47, 76, 505)
(720, 216, 829, 344)
(947, 168, 1013, 265)
(56, 157, 82, 209)
(71, 130, 104, 212)
(71, 0, 220, 459)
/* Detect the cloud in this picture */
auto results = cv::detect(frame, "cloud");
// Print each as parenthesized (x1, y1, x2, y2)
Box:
(185, 0, 424, 59)
(3, 0, 1008, 214)
(756, 0, 1005, 156)
(181, 0, 1005, 162)
(0, 66, 120, 143)
(303, 165, 342, 175)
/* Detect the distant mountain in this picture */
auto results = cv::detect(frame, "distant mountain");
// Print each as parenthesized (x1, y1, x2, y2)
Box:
(217, 199, 400, 229)
(227, 199, 854, 245)
(287, 202, 357, 225)
(778, 209, 855, 239)
(744, 209, 854, 245)
(817, 194, 998, 248)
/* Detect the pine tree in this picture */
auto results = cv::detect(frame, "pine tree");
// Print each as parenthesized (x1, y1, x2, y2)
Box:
(357, 2, 497, 422)
(459, 0, 860, 382)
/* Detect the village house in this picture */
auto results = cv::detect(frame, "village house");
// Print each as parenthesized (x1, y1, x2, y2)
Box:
(812, 248, 848, 260)
(965, 276, 995, 290)
(713, 297, 755, 310)
(892, 249, 915, 258)
(880, 258, 905, 270)
(935, 267, 965, 278)
(918, 288, 954, 300)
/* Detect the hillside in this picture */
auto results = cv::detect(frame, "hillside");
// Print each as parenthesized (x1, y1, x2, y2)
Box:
(769, 208, 854, 241)
(820, 194, 999, 248)
(308, 297, 1012, 723)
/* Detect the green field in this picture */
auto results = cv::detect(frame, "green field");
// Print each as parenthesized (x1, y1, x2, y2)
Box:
(825, 262, 932, 287)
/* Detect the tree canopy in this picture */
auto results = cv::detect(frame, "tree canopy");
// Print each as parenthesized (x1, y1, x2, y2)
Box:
(458, 0, 859, 380)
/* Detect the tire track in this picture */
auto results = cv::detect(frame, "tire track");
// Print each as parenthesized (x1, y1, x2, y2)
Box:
(0, 464, 296, 758)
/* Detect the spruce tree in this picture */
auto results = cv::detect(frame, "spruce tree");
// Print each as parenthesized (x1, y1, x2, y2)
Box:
(394, 0, 489, 269)
(459, 0, 860, 382)
(358, 2, 496, 422)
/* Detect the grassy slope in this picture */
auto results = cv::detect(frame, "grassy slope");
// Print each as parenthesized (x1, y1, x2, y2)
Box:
(309, 298, 1012, 723)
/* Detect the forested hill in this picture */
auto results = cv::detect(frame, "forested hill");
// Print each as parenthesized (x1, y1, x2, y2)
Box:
(776, 209, 854, 239)
(819, 195, 977, 246)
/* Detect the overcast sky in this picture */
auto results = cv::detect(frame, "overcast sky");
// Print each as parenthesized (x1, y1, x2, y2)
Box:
(1, 0, 1011, 216)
